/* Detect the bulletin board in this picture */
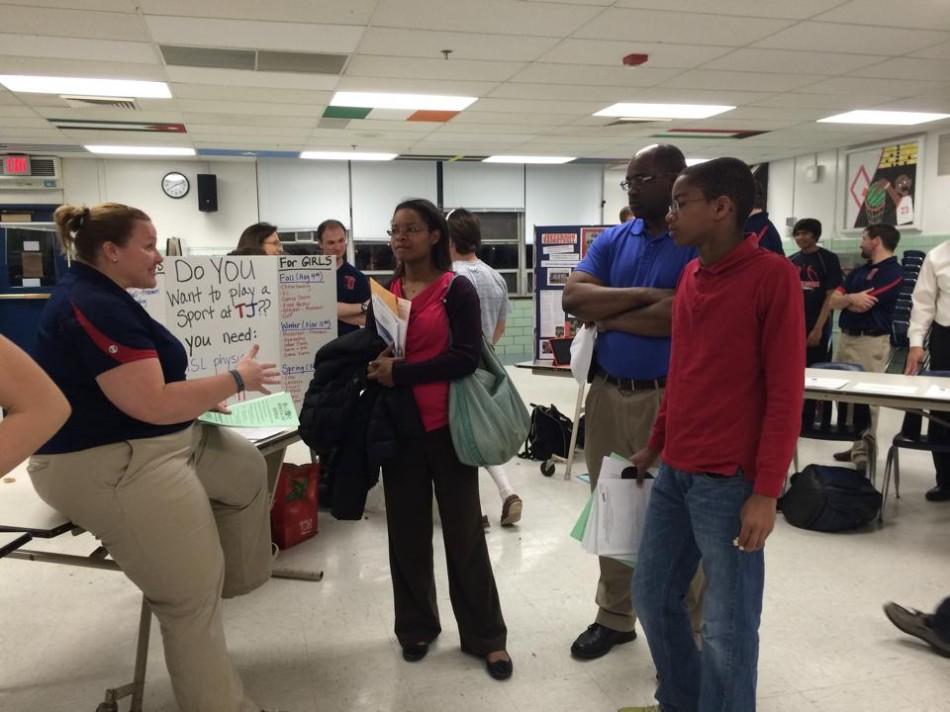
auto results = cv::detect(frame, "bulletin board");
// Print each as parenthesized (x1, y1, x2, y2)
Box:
(844, 137, 923, 231)
(533, 224, 609, 361)
(131, 254, 337, 409)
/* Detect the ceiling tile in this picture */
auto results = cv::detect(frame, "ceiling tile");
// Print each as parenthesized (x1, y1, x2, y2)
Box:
(334, 76, 499, 96)
(611, 0, 843, 18)
(848, 57, 950, 81)
(465, 97, 606, 115)
(664, 69, 827, 93)
(573, 8, 795, 45)
(144, 15, 364, 54)
(173, 98, 320, 118)
(488, 82, 664, 102)
(801, 76, 946, 97)
(182, 114, 317, 128)
(507, 63, 680, 87)
(813, 1, 950, 30)
(748, 92, 899, 110)
(535, 39, 732, 69)
(910, 41, 950, 60)
(0, 33, 156, 64)
(356, 27, 557, 62)
(169, 84, 332, 105)
(138, 0, 377, 24)
(165, 66, 339, 92)
(755, 22, 950, 55)
(370, 0, 601, 36)
(449, 111, 572, 126)
(706, 48, 882, 75)
(0, 5, 148, 41)
(344, 56, 524, 82)
(0, 56, 164, 80)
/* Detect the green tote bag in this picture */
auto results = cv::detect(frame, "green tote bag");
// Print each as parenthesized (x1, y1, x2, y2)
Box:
(449, 338, 531, 467)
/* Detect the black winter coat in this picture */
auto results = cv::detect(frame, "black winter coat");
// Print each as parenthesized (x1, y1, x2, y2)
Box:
(298, 328, 423, 520)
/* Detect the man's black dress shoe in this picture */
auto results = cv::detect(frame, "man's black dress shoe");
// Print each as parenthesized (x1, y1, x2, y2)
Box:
(570, 622, 636, 659)
(926, 485, 950, 502)
(833, 449, 853, 462)
(401, 642, 429, 662)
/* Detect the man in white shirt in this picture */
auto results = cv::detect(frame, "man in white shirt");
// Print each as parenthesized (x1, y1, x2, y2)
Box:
(906, 240, 950, 502)
(447, 208, 523, 527)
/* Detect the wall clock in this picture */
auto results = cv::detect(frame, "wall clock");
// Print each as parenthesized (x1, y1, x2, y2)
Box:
(162, 171, 190, 199)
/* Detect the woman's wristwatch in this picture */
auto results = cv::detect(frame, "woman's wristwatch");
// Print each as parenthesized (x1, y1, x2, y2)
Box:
(229, 369, 246, 393)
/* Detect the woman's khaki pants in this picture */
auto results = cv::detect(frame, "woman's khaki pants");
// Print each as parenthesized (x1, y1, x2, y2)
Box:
(28, 423, 272, 712)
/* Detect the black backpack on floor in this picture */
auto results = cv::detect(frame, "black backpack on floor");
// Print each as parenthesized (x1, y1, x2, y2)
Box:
(779, 464, 882, 532)
(518, 403, 573, 461)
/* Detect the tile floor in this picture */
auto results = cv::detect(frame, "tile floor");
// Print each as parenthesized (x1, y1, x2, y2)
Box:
(1, 367, 949, 712)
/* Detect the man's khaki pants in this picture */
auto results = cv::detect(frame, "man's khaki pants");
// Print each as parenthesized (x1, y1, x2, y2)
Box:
(584, 376, 705, 636)
(28, 424, 272, 712)
(836, 333, 891, 464)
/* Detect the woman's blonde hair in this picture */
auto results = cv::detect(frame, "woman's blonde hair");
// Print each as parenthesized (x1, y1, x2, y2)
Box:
(53, 202, 151, 262)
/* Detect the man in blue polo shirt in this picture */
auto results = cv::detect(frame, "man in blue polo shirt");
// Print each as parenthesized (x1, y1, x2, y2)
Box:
(829, 224, 903, 468)
(562, 144, 699, 660)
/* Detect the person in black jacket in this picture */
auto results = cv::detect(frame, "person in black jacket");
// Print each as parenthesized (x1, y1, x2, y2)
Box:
(366, 198, 512, 681)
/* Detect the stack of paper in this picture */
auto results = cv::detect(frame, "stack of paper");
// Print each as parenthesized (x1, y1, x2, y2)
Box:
(370, 279, 411, 358)
(570, 454, 655, 566)
(199, 391, 299, 429)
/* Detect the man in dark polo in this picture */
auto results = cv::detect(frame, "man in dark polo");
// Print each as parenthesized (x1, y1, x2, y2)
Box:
(562, 144, 702, 660)
(829, 224, 903, 469)
(317, 219, 371, 337)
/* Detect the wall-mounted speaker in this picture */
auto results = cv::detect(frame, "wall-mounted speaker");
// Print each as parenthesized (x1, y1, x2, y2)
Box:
(196, 173, 218, 212)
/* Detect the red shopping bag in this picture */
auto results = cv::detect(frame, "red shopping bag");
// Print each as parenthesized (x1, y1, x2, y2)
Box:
(270, 462, 319, 549)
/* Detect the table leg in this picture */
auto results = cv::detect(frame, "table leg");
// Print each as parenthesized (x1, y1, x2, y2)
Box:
(564, 381, 586, 481)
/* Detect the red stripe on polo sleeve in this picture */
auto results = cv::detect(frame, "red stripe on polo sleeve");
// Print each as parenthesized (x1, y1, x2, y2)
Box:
(71, 303, 158, 363)
(868, 277, 902, 297)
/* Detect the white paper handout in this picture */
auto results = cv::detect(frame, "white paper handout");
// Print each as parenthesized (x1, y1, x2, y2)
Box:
(578, 454, 655, 564)
(851, 382, 918, 396)
(370, 279, 411, 358)
(570, 324, 596, 385)
(924, 384, 950, 400)
(805, 376, 850, 390)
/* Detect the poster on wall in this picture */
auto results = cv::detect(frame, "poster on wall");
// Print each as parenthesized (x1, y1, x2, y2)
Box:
(130, 254, 336, 409)
(844, 138, 922, 231)
(533, 224, 609, 361)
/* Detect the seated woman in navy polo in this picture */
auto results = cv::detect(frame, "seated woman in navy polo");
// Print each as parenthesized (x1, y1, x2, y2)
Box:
(28, 202, 281, 712)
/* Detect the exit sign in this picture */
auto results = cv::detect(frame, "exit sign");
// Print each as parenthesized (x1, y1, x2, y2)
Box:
(3, 155, 30, 176)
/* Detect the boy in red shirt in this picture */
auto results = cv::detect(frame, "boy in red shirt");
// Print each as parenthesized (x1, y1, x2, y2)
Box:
(630, 158, 804, 711)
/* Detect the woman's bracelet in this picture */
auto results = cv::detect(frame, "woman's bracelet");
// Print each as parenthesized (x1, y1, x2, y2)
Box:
(229, 369, 246, 393)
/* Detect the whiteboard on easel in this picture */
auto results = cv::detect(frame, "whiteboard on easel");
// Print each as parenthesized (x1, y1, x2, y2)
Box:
(130, 254, 336, 410)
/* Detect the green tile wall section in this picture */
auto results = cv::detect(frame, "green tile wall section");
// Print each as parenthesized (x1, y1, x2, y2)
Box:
(496, 297, 535, 365)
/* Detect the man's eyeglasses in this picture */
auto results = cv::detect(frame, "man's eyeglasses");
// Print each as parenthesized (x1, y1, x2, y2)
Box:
(668, 197, 707, 214)
(620, 175, 660, 191)
(387, 225, 427, 238)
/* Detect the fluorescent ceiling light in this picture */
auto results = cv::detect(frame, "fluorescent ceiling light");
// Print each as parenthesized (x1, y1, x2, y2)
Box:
(85, 145, 195, 156)
(483, 155, 575, 164)
(686, 158, 709, 166)
(594, 103, 734, 119)
(300, 151, 397, 161)
(330, 91, 477, 111)
(0, 75, 171, 98)
(817, 110, 950, 125)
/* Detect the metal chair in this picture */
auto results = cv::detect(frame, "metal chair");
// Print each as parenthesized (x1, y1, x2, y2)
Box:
(879, 370, 950, 521)
(797, 362, 876, 483)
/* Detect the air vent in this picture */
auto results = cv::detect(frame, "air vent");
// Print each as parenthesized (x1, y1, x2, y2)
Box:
(160, 44, 348, 76)
(27, 158, 56, 176)
(161, 45, 255, 71)
(61, 95, 138, 111)
(258, 50, 347, 74)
